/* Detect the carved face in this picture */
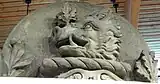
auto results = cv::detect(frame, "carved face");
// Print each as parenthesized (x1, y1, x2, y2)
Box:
(51, 8, 122, 61)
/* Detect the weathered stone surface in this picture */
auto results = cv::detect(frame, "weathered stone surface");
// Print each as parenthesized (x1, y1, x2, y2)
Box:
(0, 1, 156, 83)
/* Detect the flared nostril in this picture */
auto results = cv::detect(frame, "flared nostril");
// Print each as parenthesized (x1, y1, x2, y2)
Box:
(57, 20, 67, 28)
(69, 19, 76, 23)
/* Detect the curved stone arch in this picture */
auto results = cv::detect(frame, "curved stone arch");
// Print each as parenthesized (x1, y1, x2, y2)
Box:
(0, 1, 155, 82)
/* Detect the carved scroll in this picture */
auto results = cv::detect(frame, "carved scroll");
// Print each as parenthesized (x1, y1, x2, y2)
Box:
(57, 69, 123, 80)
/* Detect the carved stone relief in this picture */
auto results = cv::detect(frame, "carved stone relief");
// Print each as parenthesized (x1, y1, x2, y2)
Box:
(134, 51, 154, 82)
(57, 69, 123, 80)
(0, 1, 156, 83)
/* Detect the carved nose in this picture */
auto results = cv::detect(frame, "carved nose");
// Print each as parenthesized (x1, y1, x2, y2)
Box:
(52, 26, 60, 37)
(53, 25, 77, 42)
(55, 32, 88, 48)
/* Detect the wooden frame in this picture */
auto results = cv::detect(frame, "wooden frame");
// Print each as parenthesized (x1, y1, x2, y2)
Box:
(124, 0, 141, 28)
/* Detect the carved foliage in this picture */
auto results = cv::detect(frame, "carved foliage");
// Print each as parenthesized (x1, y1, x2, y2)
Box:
(3, 38, 34, 76)
(134, 51, 152, 82)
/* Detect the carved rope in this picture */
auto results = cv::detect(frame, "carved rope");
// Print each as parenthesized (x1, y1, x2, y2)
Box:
(40, 57, 131, 79)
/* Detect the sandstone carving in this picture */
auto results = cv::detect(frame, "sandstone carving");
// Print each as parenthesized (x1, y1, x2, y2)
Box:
(0, 1, 156, 83)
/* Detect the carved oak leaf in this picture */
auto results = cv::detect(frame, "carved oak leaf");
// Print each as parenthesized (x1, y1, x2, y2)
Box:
(62, 2, 71, 20)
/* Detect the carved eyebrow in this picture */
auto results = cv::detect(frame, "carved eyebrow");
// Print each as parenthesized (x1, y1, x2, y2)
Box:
(83, 21, 99, 31)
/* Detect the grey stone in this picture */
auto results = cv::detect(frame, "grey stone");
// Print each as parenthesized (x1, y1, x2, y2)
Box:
(0, 1, 156, 83)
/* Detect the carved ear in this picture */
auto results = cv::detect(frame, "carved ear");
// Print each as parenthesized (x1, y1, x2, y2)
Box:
(134, 50, 153, 82)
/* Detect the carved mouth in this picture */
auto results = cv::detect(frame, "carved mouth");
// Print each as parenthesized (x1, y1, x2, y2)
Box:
(56, 38, 70, 48)
(56, 34, 88, 48)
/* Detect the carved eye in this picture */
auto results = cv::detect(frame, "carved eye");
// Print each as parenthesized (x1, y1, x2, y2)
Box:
(97, 13, 106, 20)
(83, 23, 95, 31)
(85, 24, 92, 29)
(83, 22, 99, 31)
